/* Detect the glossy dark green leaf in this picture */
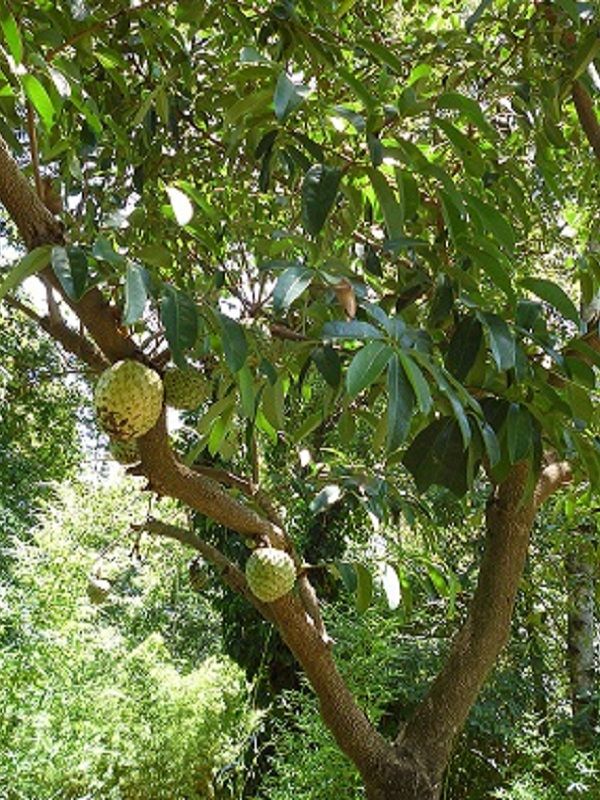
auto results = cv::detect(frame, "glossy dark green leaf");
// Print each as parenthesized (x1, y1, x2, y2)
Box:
(506, 403, 533, 464)
(123, 263, 149, 326)
(435, 118, 485, 178)
(301, 164, 341, 236)
(521, 278, 579, 324)
(346, 342, 393, 397)
(322, 320, 384, 340)
(92, 236, 124, 266)
(437, 92, 497, 142)
(161, 286, 199, 366)
(446, 317, 483, 380)
(273, 265, 312, 311)
(477, 312, 516, 371)
(403, 418, 469, 496)
(386, 354, 415, 451)
(51, 246, 88, 300)
(217, 311, 248, 373)
(312, 345, 342, 388)
(398, 352, 432, 414)
(335, 561, 357, 593)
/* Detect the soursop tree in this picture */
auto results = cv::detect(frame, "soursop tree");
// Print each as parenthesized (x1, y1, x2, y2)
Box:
(0, 2, 599, 798)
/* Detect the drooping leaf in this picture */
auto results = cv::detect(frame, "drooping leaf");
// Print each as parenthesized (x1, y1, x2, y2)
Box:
(302, 164, 341, 236)
(21, 75, 55, 130)
(161, 286, 199, 366)
(369, 168, 403, 240)
(477, 312, 516, 371)
(51, 246, 88, 300)
(218, 311, 248, 373)
(403, 417, 470, 496)
(380, 563, 401, 610)
(122, 263, 149, 325)
(521, 278, 579, 324)
(312, 345, 342, 388)
(274, 71, 304, 121)
(165, 185, 194, 226)
(397, 352, 432, 414)
(273, 265, 312, 311)
(0, 8, 22, 64)
(346, 341, 393, 397)
(506, 403, 533, 464)
(446, 316, 483, 380)
(0, 245, 52, 301)
(386, 354, 415, 451)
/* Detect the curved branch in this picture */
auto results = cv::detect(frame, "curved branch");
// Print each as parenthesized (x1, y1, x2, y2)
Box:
(396, 459, 570, 783)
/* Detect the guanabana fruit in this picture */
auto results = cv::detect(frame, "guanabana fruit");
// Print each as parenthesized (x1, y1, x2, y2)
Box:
(245, 547, 296, 602)
(163, 366, 208, 410)
(95, 360, 163, 440)
(108, 438, 140, 465)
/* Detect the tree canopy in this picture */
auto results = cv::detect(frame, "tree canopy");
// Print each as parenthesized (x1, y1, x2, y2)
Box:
(0, 1, 598, 798)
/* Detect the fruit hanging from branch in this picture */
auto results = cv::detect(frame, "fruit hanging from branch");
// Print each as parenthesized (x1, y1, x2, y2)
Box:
(95, 360, 163, 441)
(245, 547, 297, 603)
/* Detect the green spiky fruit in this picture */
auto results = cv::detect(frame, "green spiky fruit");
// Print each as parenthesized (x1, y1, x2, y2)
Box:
(108, 438, 140, 465)
(95, 360, 163, 440)
(163, 366, 209, 410)
(245, 548, 296, 602)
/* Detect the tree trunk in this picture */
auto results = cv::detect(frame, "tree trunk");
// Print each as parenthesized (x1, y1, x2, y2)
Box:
(566, 530, 597, 748)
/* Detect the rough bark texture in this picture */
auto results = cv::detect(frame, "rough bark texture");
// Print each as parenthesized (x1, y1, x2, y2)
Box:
(566, 531, 597, 747)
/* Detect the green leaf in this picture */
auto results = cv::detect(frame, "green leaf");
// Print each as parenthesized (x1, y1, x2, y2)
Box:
(465, 0, 493, 31)
(310, 484, 343, 514)
(465, 195, 515, 253)
(506, 403, 533, 464)
(0, 8, 22, 64)
(569, 26, 600, 82)
(322, 320, 384, 340)
(403, 418, 470, 496)
(238, 365, 256, 419)
(368, 168, 403, 240)
(273, 266, 312, 311)
(21, 75, 55, 130)
(446, 317, 483, 380)
(356, 38, 404, 74)
(262, 378, 285, 429)
(397, 352, 432, 414)
(521, 278, 579, 324)
(51, 246, 88, 300)
(386, 354, 415, 451)
(92, 236, 124, 266)
(477, 312, 516, 371)
(218, 311, 248, 372)
(122, 263, 149, 326)
(161, 286, 199, 366)
(312, 345, 341, 388)
(355, 563, 374, 613)
(437, 92, 497, 142)
(346, 342, 393, 397)
(274, 72, 304, 121)
(224, 88, 272, 124)
(0, 245, 51, 301)
(293, 411, 323, 442)
(335, 561, 357, 593)
(434, 118, 485, 178)
(302, 164, 341, 236)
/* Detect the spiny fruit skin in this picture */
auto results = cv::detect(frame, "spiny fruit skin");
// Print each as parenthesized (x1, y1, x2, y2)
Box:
(163, 366, 208, 410)
(108, 438, 140, 465)
(245, 548, 296, 603)
(95, 360, 163, 441)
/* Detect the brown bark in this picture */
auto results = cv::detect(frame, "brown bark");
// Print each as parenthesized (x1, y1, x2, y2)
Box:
(572, 80, 600, 162)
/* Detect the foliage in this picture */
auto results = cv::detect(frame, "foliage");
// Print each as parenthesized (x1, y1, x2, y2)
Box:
(0, 479, 260, 799)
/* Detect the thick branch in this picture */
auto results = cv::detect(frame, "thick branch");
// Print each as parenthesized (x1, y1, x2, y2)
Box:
(137, 415, 288, 545)
(192, 464, 285, 527)
(572, 80, 600, 161)
(396, 460, 570, 781)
